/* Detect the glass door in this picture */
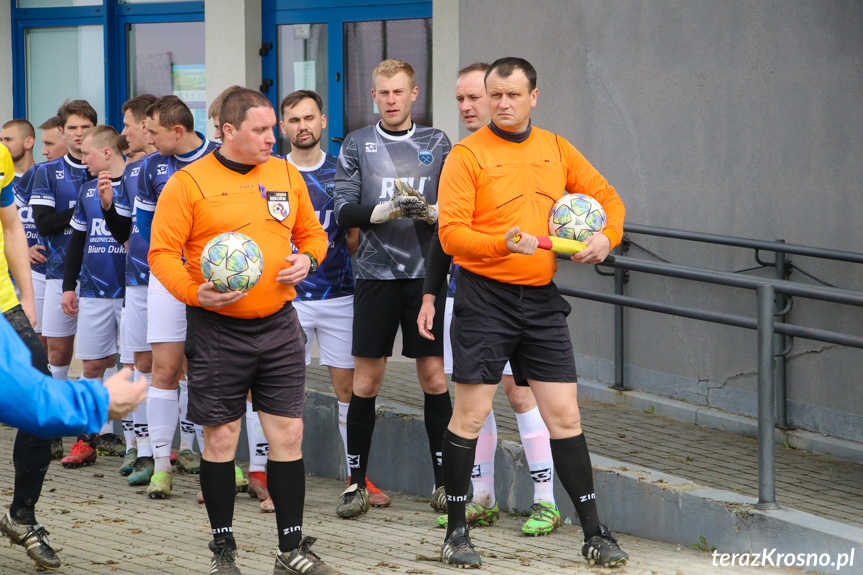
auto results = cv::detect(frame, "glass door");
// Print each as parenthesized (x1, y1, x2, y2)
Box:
(262, 1, 433, 157)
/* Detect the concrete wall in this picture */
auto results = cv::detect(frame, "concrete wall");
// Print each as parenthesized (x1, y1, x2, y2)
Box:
(456, 0, 863, 441)
(205, 0, 262, 140)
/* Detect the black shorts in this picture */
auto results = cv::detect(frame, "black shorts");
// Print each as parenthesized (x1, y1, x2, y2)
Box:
(352, 278, 446, 358)
(185, 302, 306, 426)
(451, 269, 577, 386)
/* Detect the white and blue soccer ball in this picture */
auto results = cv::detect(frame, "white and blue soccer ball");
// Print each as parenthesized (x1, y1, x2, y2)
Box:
(200, 232, 263, 293)
(549, 193, 607, 242)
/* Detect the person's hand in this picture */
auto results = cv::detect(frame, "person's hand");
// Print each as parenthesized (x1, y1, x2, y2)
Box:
(277, 253, 311, 286)
(197, 282, 246, 308)
(97, 171, 114, 210)
(61, 291, 78, 318)
(505, 226, 538, 255)
(417, 294, 437, 340)
(394, 195, 432, 220)
(394, 179, 437, 223)
(19, 294, 36, 327)
(370, 196, 405, 223)
(29, 244, 47, 265)
(103, 368, 148, 419)
(571, 233, 611, 264)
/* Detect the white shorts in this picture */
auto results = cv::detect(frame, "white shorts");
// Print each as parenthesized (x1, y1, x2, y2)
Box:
(444, 296, 512, 377)
(294, 296, 354, 369)
(147, 274, 186, 344)
(75, 297, 123, 360)
(32, 271, 46, 334)
(42, 279, 78, 338)
(121, 285, 151, 364)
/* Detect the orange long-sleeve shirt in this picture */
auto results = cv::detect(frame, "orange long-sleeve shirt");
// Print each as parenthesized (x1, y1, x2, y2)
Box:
(149, 153, 328, 319)
(438, 125, 624, 286)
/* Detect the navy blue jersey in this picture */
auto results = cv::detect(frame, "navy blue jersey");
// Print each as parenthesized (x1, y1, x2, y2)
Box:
(115, 158, 150, 286)
(288, 152, 354, 300)
(12, 167, 48, 276)
(134, 135, 218, 214)
(70, 180, 126, 299)
(29, 155, 90, 280)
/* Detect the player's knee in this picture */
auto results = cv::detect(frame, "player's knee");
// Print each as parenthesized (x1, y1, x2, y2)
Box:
(134, 352, 153, 373)
(505, 383, 536, 412)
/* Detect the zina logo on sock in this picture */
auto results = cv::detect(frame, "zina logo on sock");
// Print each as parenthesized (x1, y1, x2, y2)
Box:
(282, 526, 302, 535)
(347, 454, 360, 468)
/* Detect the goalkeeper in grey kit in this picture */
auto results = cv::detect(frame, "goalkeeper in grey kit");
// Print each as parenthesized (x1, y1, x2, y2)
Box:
(332, 58, 454, 518)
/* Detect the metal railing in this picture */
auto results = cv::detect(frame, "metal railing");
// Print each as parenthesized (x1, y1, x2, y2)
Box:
(558, 224, 863, 510)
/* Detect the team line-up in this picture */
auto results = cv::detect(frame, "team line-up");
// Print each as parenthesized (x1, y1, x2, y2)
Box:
(0, 56, 629, 574)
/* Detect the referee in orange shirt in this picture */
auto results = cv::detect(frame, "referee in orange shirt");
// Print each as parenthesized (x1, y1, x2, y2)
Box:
(149, 89, 340, 575)
(436, 57, 629, 569)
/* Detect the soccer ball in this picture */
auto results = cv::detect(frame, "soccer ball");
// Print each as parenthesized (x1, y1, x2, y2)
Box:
(548, 193, 607, 242)
(200, 232, 264, 293)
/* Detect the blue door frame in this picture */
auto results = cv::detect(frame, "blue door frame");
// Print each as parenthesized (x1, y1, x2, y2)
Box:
(261, 0, 432, 157)
(10, 1, 204, 131)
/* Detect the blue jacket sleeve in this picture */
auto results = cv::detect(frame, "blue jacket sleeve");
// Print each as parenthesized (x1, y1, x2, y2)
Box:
(0, 317, 109, 438)
(137, 208, 153, 244)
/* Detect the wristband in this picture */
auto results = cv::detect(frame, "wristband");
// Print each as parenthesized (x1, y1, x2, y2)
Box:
(303, 252, 319, 274)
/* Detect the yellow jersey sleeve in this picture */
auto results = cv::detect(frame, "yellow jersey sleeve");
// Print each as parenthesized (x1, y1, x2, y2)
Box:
(0, 144, 21, 313)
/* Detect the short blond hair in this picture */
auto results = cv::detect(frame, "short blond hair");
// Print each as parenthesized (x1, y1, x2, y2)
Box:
(372, 59, 416, 89)
(83, 125, 121, 153)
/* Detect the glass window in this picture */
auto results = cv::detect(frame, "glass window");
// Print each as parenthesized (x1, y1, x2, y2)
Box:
(25, 25, 105, 158)
(120, 0, 195, 3)
(343, 18, 432, 134)
(277, 23, 328, 156)
(18, 0, 100, 7)
(127, 21, 207, 134)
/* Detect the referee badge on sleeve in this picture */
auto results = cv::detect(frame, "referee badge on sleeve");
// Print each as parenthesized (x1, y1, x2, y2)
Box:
(267, 191, 291, 221)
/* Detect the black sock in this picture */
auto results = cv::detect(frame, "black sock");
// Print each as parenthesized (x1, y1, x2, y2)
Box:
(442, 429, 477, 539)
(550, 433, 601, 539)
(200, 459, 237, 547)
(346, 394, 376, 488)
(10, 431, 51, 525)
(423, 391, 453, 489)
(267, 458, 305, 553)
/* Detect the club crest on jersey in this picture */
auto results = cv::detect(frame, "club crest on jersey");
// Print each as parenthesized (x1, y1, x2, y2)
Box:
(55, 170, 65, 180)
(130, 167, 140, 177)
(418, 149, 433, 166)
(365, 142, 378, 153)
(325, 181, 335, 198)
(156, 164, 168, 175)
(267, 191, 291, 221)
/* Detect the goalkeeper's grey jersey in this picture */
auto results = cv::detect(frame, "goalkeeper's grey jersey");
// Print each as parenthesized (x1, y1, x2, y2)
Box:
(334, 121, 452, 280)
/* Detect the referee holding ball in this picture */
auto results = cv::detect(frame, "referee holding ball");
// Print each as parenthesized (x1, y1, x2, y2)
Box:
(149, 88, 339, 575)
(436, 57, 628, 569)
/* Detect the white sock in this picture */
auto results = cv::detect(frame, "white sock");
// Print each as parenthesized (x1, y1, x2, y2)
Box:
(121, 418, 136, 448)
(147, 386, 179, 474)
(103, 364, 119, 379)
(49, 364, 70, 381)
(516, 407, 555, 504)
(246, 401, 269, 473)
(195, 425, 205, 452)
(133, 370, 153, 458)
(178, 379, 196, 452)
(472, 410, 497, 507)
(338, 401, 350, 474)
